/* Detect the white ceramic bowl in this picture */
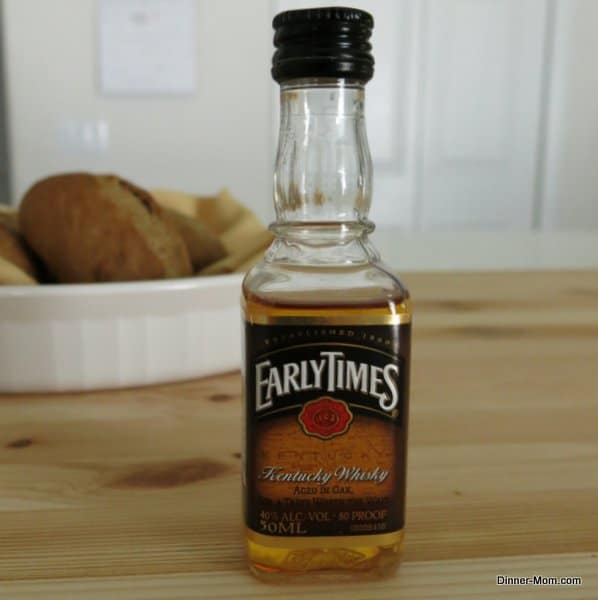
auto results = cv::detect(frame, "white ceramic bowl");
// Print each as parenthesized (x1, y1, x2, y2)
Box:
(0, 274, 244, 393)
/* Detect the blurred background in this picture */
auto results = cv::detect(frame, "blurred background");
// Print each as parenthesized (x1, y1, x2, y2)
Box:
(0, 0, 597, 268)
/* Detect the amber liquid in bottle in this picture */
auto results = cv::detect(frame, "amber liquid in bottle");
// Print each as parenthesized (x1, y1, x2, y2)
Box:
(243, 282, 411, 579)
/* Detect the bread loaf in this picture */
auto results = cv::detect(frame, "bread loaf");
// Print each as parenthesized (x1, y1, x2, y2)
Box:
(0, 223, 38, 281)
(20, 174, 192, 283)
(163, 208, 226, 272)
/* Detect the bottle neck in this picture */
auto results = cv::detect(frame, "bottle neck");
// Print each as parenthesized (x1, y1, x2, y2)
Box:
(273, 78, 373, 239)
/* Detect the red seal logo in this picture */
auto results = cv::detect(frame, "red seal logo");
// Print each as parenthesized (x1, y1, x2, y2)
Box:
(298, 397, 353, 440)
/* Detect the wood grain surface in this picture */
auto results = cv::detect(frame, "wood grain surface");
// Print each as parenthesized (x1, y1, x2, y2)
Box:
(1, 271, 597, 599)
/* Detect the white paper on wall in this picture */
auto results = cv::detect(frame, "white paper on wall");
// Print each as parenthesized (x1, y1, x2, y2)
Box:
(99, 0, 197, 95)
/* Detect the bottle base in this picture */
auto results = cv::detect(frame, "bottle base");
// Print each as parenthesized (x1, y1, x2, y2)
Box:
(246, 529, 404, 582)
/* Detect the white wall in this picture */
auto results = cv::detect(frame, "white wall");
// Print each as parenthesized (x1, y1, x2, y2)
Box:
(2, 0, 598, 231)
(541, 0, 598, 230)
(2, 0, 274, 222)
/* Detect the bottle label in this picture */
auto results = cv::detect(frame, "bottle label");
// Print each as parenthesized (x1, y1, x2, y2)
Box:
(244, 319, 410, 538)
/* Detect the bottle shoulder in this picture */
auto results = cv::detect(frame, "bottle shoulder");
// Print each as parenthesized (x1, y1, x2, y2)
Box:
(242, 259, 410, 318)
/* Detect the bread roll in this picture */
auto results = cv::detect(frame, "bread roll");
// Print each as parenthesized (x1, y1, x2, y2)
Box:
(20, 174, 192, 283)
(152, 187, 273, 275)
(163, 208, 226, 271)
(0, 223, 38, 279)
(0, 204, 18, 233)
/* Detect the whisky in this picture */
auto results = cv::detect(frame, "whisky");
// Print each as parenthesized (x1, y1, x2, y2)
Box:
(243, 286, 411, 578)
(242, 7, 411, 581)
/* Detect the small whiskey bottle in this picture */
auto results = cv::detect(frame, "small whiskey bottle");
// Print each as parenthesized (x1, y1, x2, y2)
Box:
(242, 6, 411, 580)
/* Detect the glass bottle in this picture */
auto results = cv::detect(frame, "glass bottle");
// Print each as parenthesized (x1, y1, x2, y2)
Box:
(242, 7, 411, 581)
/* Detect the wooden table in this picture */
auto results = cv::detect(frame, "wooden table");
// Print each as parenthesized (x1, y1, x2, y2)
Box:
(1, 271, 597, 599)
